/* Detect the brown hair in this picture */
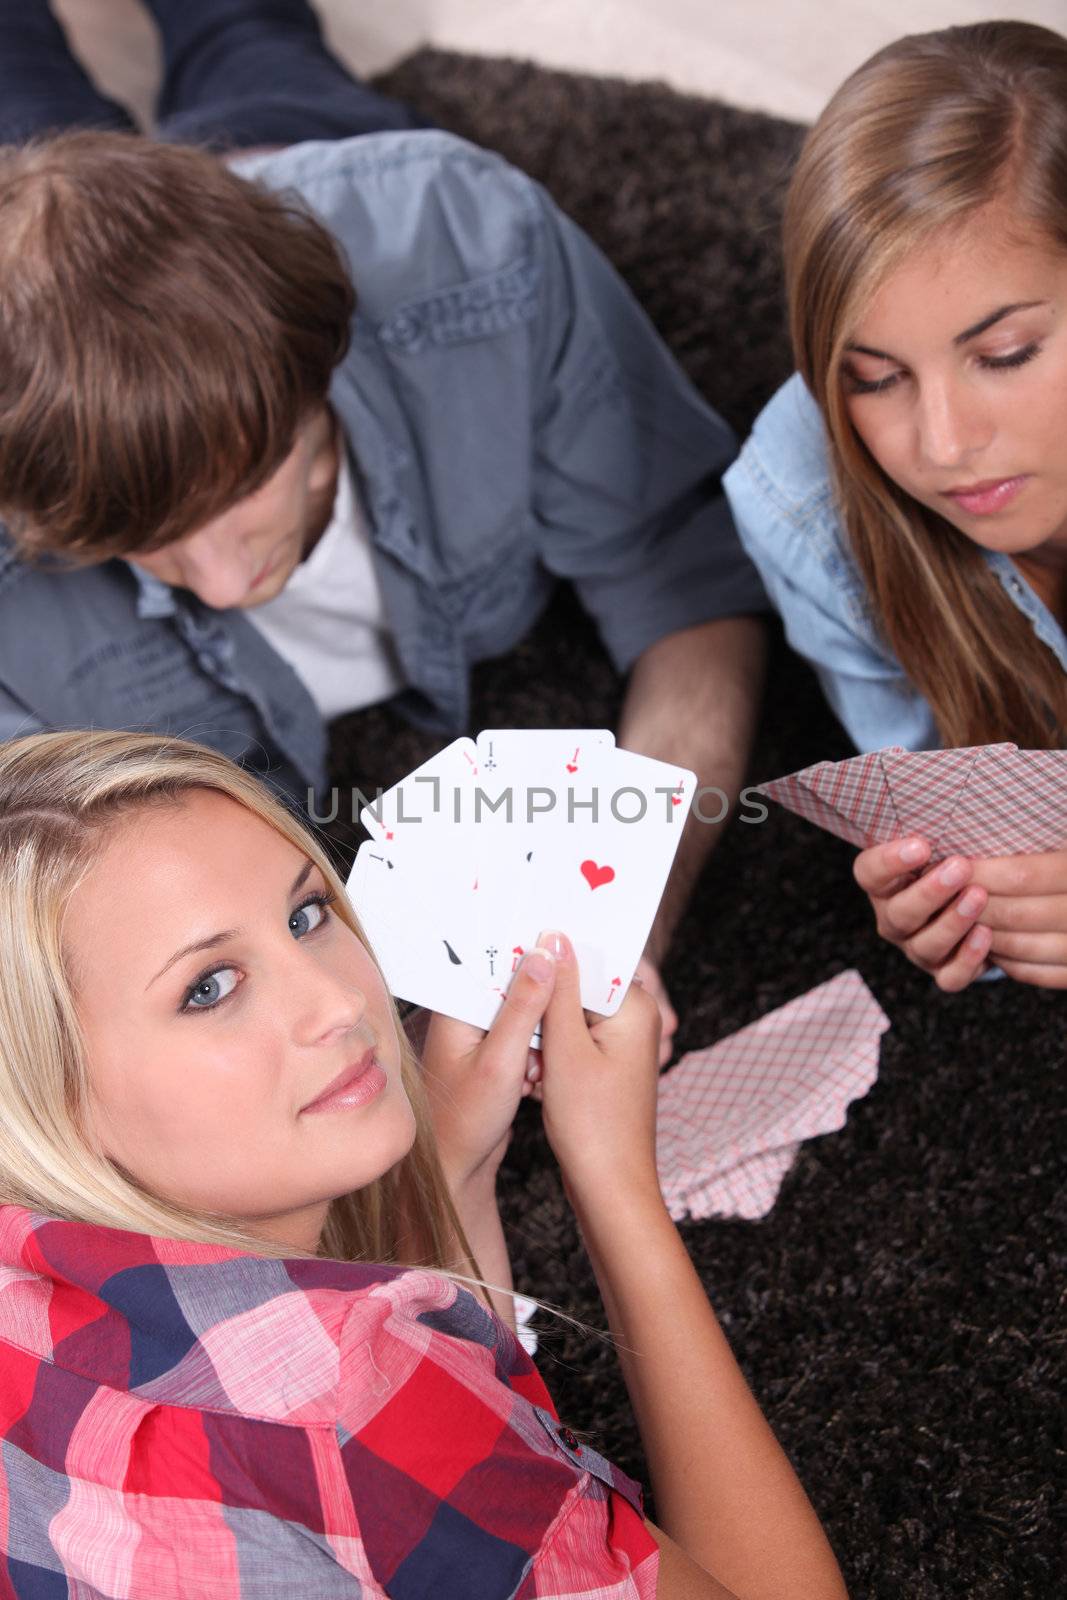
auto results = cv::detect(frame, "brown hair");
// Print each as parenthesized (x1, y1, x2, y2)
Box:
(784, 21, 1067, 750)
(0, 729, 476, 1284)
(0, 132, 355, 562)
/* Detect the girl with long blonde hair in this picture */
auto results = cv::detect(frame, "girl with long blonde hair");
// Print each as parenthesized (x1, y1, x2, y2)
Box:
(0, 729, 844, 1599)
(725, 20, 1067, 994)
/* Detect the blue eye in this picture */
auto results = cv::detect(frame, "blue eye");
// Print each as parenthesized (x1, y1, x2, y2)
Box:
(289, 894, 334, 938)
(184, 968, 239, 1011)
(179, 891, 337, 1015)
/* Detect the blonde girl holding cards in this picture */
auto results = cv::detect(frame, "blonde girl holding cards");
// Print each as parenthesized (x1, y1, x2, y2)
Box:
(724, 20, 1067, 994)
(0, 729, 845, 1600)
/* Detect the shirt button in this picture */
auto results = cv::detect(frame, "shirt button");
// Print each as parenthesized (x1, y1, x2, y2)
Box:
(387, 310, 424, 350)
(559, 1427, 582, 1453)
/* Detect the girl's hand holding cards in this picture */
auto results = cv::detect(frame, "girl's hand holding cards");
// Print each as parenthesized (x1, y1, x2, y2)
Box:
(537, 932, 664, 1199)
(853, 837, 993, 992)
(970, 847, 1067, 988)
(349, 730, 695, 1035)
(421, 928, 663, 1204)
(420, 944, 557, 1193)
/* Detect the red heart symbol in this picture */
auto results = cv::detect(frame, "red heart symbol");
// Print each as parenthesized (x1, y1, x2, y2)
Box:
(612, 976, 621, 986)
(566, 763, 578, 773)
(386, 830, 395, 839)
(580, 859, 615, 891)
(512, 946, 524, 956)
(671, 794, 681, 806)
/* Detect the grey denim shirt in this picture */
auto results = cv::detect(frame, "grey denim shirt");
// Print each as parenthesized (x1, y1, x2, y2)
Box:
(0, 131, 766, 806)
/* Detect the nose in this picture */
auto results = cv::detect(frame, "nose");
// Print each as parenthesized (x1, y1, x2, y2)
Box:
(915, 374, 993, 471)
(178, 521, 258, 610)
(289, 949, 370, 1051)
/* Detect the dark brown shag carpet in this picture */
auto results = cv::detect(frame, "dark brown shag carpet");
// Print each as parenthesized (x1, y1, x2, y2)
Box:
(320, 49, 1066, 1598)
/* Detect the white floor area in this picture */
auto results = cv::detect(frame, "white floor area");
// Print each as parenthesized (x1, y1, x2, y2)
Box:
(58, 0, 1067, 129)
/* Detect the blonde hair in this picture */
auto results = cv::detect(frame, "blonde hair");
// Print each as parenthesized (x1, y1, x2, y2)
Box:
(0, 729, 475, 1277)
(784, 20, 1067, 749)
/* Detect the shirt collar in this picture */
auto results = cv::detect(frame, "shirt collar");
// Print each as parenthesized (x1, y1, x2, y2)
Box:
(987, 549, 1067, 672)
(128, 559, 178, 620)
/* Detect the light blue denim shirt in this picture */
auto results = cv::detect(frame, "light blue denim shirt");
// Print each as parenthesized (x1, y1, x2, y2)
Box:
(723, 373, 1067, 752)
(0, 131, 766, 807)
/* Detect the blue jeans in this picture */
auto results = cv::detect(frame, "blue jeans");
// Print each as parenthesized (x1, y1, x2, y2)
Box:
(0, 0, 426, 148)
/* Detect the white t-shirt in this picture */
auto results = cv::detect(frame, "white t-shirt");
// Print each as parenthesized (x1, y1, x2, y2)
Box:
(246, 453, 405, 720)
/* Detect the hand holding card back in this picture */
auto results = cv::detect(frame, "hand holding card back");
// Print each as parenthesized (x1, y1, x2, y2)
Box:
(346, 729, 694, 1031)
(757, 749, 904, 850)
(758, 743, 1067, 862)
(934, 744, 1067, 857)
(879, 745, 993, 856)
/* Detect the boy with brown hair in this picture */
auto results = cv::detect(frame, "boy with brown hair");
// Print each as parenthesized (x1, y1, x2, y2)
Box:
(0, 1, 768, 1050)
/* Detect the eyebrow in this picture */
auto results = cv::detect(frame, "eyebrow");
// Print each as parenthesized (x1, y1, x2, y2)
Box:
(845, 301, 1048, 363)
(146, 859, 315, 990)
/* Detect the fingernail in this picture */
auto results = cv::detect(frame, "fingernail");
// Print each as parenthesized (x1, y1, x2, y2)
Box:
(967, 926, 990, 951)
(522, 948, 554, 983)
(957, 889, 984, 919)
(938, 859, 967, 889)
(538, 930, 572, 962)
(898, 837, 927, 865)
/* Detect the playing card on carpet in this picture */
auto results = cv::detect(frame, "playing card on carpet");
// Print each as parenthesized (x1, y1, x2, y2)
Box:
(680, 1143, 799, 1224)
(346, 729, 695, 1029)
(656, 970, 888, 1221)
(758, 743, 1067, 861)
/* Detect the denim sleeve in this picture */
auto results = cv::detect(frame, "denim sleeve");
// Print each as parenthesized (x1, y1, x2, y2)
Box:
(723, 434, 939, 753)
(527, 184, 769, 674)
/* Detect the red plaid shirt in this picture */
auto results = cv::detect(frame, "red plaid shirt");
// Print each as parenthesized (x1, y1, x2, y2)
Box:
(0, 1205, 658, 1598)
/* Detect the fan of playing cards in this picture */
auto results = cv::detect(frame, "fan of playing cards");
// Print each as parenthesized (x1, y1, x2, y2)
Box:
(757, 742, 1067, 860)
(346, 730, 695, 1030)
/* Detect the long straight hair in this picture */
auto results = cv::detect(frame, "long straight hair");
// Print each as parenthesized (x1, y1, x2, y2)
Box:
(784, 21, 1067, 749)
(0, 730, 475, 1279)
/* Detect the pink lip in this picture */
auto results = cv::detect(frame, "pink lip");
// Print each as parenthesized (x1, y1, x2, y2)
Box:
(943, 476, 1028, 516)
(250, 553, 278, 588)
(300, 1048, 387, 1115)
